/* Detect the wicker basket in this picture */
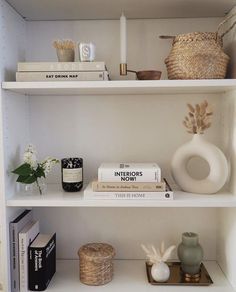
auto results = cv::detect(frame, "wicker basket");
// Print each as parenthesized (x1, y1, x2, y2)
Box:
(78, 243, 115, 286)
(160, 14, 236, 79)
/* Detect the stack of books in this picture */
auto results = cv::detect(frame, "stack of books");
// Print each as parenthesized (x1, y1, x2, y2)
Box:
(16, 61, 109, 81)
(84, 163, 174, 200)
(10, 210, 56, 292)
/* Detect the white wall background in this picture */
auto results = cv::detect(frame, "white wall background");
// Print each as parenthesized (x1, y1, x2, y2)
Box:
(25, 16, 226, 185)
(26, 18, 222, 80)
(33, 207, 218, 260)
(19, 17, 230, 262)
(29, 93, 224, 186)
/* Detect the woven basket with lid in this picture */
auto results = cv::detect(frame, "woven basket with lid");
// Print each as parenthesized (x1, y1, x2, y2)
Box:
(78, 243, 115, 286)
(160, 14, 236, 79)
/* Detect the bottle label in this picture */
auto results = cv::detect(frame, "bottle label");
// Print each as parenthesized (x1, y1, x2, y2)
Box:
(63, 168, 82, 183)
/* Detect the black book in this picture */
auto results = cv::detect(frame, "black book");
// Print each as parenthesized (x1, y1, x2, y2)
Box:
(28, 233, 56, 291)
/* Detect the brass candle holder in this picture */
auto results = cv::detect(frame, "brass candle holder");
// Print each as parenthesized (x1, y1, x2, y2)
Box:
(120, 63, 128, 75)
(183, 271, 201, 283)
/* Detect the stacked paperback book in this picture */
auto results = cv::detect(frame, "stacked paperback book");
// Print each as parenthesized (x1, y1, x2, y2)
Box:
(10, 210, 56, 292)
(16, 61, 109, 81)
(84, 163, 174, 200)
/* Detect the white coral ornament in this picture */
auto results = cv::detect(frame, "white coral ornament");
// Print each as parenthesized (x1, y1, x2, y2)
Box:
(141, 242, 175, 282)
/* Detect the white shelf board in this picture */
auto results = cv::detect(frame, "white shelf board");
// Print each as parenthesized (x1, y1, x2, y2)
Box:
(44, 260, 233, 292)
(5, 0, 236, 20)
(2, 79, 236, 96)
(6, 184, 236, 207)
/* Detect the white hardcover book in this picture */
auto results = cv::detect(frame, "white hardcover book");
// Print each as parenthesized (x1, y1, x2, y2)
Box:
(19, 220, 39, 292)
(17, 61, 106, 72)
(84, 183, 173, 200)
(16, 71, 109, 82)
(98, 163, 161, 183)
(9, 210, 33, 292)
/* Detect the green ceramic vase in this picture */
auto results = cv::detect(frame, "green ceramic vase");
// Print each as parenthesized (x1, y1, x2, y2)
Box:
(177, 232, 203, 275)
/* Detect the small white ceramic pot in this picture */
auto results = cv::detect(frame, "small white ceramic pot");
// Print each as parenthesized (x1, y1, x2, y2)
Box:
(171, 134, 229, 194)
(151, 262, 170, 282)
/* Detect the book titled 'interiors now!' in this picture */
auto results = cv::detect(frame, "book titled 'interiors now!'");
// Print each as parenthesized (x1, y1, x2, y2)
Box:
(98, 163, 161, 183)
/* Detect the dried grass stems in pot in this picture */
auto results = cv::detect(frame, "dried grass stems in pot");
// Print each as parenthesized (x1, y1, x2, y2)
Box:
(183, 100, 213, 134)
(53, 39, 75, 50)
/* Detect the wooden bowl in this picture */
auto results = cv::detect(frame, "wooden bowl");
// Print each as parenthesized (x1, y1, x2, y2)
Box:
(136, 70, 162, 80)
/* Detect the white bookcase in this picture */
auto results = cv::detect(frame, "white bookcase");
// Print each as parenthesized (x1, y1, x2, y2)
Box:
(1, 0, 236, 291)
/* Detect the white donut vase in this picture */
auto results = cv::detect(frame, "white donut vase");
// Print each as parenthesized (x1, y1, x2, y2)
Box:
(171, 134, 229, 194)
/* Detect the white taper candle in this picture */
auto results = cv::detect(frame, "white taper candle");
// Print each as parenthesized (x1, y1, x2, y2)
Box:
(120, 12, 127, 64)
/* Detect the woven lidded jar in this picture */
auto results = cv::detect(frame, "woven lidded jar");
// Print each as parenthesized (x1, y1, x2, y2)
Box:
(78, 243, 115, 286)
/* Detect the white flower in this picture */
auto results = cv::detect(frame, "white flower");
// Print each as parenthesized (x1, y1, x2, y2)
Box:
(41, 157, 59, 176)
(23, 144, 37, 168)
(25, 144, 37, 155)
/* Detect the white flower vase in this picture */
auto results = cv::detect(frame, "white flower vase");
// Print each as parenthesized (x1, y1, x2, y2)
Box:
(171, 134, 229, 194)
(151, 261, 170, 282)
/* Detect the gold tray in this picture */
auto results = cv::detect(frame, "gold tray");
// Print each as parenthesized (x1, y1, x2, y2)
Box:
(146, 262, 213, 286)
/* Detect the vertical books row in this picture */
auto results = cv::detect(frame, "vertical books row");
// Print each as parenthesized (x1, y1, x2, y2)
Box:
(10, 210, 56, 291)
(84, 163, 174, 200)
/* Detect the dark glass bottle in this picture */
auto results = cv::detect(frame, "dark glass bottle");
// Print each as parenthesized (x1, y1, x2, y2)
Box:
(61, 158, 83, 192)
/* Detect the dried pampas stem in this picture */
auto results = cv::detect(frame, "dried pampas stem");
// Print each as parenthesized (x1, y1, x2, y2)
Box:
(183, 100, 213, 134)
(141, 242, 175, 263)
(53, 39, 75, 50)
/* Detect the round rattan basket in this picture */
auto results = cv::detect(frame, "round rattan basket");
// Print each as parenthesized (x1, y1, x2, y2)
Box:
(160, 14, 236, 79)
(78, 243, 115, 286)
